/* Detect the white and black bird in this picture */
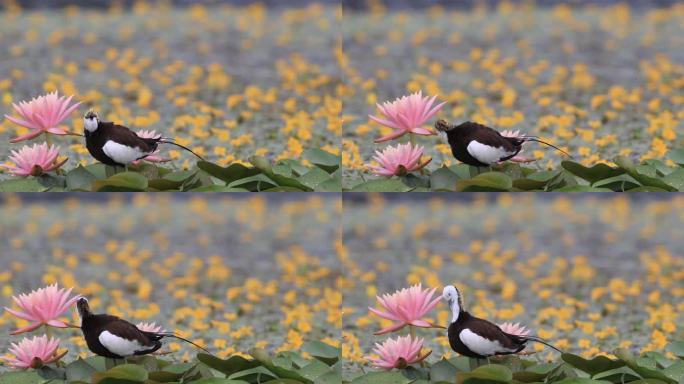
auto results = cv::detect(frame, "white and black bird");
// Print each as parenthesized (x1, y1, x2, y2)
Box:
(435, 120, 570, 167)
(83, 110, 204, 168)
(443, 286, 562, 360)
(76, 298, 208, 359)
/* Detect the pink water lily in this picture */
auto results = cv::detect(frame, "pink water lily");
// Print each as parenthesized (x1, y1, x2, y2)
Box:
(370, 91, 446, 142)
(369, 284, 441, 335)
(136, 321, 165, 333)
(1, 143, 67, 177)
(368, 335, 431, 370)
(4, 284, 81, 335)
(500, 129, 533, 163)
(498, 322, 530, 337)
(132, 130, 170, 164)
(367, 142, 431, 177)
(4, 91, 81, 143)
(1, 335, 66, 370)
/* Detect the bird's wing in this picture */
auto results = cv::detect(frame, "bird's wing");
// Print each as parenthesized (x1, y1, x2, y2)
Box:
(461, 122, 519, 164)
(102, 122, 157, 151)
(458, 317, 522, 355)
(96, 317, 157, 356)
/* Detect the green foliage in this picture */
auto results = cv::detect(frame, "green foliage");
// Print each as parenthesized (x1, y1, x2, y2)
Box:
(0, 343, 341, 384)
(346, 150, 684, 192)
(0, 150, 341, 192)
(346, 342, 684, 383)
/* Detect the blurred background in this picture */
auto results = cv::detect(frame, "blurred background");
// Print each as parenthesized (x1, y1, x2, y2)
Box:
(342, 194, 684, 367)
(0, 194, 342, 365)
(341, 0, 684, 184)
(0, 0, 340, 179)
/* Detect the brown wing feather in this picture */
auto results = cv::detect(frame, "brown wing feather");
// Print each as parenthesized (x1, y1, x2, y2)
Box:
(467, 315, 522, 350)
(99, 122, 157, 152)
(95, 315, 156, 347)
(461, 121, 517, 151)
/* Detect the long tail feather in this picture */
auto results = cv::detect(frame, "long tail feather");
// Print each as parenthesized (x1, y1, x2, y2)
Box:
(154, 332, 210, 353)
(158, 139, 205, 161)
(522, 137, 572, 158)
(522, 335, 564, 353)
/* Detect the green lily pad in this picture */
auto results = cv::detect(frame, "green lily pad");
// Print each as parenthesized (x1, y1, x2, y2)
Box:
(350, 371, 412, 384)
(663, 168, 684, 190)
(430, 359, 459, 383)
(455, 172, 513, 191)
(92, 172, 148, 191)
(0, 371, 47, 384)
(430, 166, 460, 191)
(554, 185, 613, 192)
(301, 341, 340, 366)
(197, 161, 260, 184)
(350, 178, 412, 192)
(65, 358, 97, 382)
(302, 148, 340, 173)
(66, 165, 98, 191)
(561, 161, 625, 184)
(512, 177, 550, 191)
(93, 364, 148, 382)
(0, 178, 48, 192)
(667, 148, 684, 166)
(298, 167, 334, 189)
(197, 353, 260, 376)
(457, 364, 513, 383)
(615, 348, 676, 384)
(592, 174, 641, 191)
(249, 156, 312, 190)
(561, 353, 625, 376)
(666, 341, 684, 358)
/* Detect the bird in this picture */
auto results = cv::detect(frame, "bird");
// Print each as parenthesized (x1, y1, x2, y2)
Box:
(442, 285, 562, 361)
(435, 120, 570, 168)
(76, 297, 208, 361)
(83, 110, 204, 170)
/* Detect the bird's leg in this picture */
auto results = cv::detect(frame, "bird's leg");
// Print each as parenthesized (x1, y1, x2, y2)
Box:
(124, 164, 129, 173)
(105, 357, 116, 370)
(469, 165, 481, 178)
(486, 357, 491, 365)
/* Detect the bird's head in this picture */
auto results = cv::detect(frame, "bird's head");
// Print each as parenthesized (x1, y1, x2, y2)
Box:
(435, 119, 454, 132)
(443, 285, 463, 323)
(83, 110, 99, 132)
(442, 285, 460, 305)
(76, 297, 92, 318)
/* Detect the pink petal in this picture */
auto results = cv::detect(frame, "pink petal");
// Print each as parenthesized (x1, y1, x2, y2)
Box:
(374, 130, 407, 143)
(9, 130, 44, 143)
(9, 322, 42, 335)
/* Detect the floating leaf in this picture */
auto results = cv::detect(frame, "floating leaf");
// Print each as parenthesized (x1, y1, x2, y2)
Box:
(429, 359, 458, 383)
(350, 371, 412, 384)
(429, 166, 459, 191)
(561, 353, 624, 376)
(667, 149, 684, 166)
(65, 358, 97, 382)
(92, 172, 148, 192)
(66, 165, 98, 191)
(301, 341, 340, 366)
(561, 161, 625, 184)
(197, 354, 260, 376)
(350, 179, 412, 192)
(455, 172, 512, 192)
(457, 364, 513, 383)
(197, 161, 260, 184)
(93, 364, 148, 382)
(302, 149, 340, 173)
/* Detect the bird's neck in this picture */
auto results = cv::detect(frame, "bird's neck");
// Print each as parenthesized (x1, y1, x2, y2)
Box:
(449, 299, 463, 324)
